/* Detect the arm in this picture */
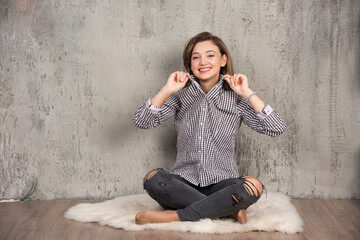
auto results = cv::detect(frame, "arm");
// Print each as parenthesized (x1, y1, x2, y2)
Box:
(224, 74, 264, 112)
(133, 72, 190, 129)
(224, 74, 286, 137)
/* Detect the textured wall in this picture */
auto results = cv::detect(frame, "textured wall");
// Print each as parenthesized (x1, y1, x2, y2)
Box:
(0, 0, 359, 200)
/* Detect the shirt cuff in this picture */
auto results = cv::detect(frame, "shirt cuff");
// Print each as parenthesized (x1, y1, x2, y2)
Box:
(146, 98, 162, 114)
(256, 104, 273, 120)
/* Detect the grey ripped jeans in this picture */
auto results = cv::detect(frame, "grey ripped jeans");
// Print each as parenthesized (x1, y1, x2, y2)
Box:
(143, 169, 264, 221)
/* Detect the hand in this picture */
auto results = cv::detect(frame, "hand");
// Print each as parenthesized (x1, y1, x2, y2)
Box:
(224, 74, 253, 99)
(164, 71, 190, 94)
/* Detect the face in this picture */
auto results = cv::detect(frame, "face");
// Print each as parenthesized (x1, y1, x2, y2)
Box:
(190, 40, 227, 83)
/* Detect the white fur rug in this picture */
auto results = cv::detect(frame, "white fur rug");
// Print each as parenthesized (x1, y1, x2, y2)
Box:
(64, 192, 303, 234)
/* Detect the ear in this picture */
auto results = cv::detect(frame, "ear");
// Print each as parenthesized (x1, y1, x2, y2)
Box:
(221, 54, 227, 67)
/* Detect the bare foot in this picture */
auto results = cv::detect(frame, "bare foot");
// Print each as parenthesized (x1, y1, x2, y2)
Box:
(135, 210, 179, 225)
(237, 209, 247, 224)
(227, 210, 247, 224)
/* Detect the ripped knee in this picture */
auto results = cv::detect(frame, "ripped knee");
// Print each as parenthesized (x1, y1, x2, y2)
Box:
(241, 176, 263, 197)
(143, 168, 162, 183)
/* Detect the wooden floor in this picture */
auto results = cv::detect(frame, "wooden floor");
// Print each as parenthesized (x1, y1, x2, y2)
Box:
(0, 198, 359, 240)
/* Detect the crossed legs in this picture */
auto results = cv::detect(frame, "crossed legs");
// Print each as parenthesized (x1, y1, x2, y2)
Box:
(136, 169, 263, 225)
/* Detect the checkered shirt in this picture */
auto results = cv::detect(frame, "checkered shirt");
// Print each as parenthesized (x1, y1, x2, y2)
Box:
(133, 75, 286, 186)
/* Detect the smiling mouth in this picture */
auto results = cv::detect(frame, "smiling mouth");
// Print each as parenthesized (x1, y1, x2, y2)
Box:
(199, 67, 212, 73)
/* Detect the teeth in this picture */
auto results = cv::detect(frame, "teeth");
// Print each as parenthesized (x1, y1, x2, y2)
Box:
(200, 68, 211, 72)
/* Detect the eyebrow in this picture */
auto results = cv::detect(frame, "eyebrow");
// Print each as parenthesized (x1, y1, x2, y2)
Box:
(192, 50, 216, 55)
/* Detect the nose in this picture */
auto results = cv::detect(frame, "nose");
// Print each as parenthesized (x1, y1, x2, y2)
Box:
(200, 57, 206, 65)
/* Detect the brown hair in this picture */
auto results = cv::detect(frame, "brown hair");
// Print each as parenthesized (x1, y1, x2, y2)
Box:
(183, 32, 234, 90)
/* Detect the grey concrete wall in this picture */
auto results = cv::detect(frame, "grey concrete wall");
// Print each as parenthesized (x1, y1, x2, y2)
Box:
(0, 0, 359, 200)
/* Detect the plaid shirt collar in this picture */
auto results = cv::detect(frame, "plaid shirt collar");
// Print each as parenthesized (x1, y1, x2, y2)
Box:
(188, 74, 225, 101)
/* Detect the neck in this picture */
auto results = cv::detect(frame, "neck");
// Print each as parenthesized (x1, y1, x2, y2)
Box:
(199, 75, 220, 94)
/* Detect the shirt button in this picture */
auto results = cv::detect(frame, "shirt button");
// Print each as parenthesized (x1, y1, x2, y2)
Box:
(198, 150, 201, 153)
(200, 123, 203, 126)
(199, 137, 202, 139)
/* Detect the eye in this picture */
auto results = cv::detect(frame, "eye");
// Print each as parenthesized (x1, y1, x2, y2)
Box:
(192, 56, 199, 60)
(208, 54, 215, 58)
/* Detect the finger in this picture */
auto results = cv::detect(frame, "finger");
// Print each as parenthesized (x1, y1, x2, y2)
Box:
(235, 74, 241, 86)
(171, 72, 177, 82)
(184, 72, 190, 80)
(175, 71, 181, 82)
(240, 74, 248, 87)
(180, 72, 186, 82)
(170, 72, 176, 78)
(169, 72, 176, 82)
(239, 73, 246, 81)
(232, 74, 236, 86)
(178, 71, 183, 82)
(226, 74, 233, 81)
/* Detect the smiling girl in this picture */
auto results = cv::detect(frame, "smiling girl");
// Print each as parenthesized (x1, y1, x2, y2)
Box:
(133, 32, 286, 224)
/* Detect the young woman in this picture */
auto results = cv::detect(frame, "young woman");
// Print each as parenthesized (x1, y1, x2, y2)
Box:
(133, 32, 286, 225)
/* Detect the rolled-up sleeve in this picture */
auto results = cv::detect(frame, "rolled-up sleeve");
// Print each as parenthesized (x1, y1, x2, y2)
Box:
(239, 100, 286, 137)
(133, 95, 180, 129)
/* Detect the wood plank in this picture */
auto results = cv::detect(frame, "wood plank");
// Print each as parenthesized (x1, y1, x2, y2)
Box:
(0, 199, 359, 240)
(322, 199, 360, 239)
